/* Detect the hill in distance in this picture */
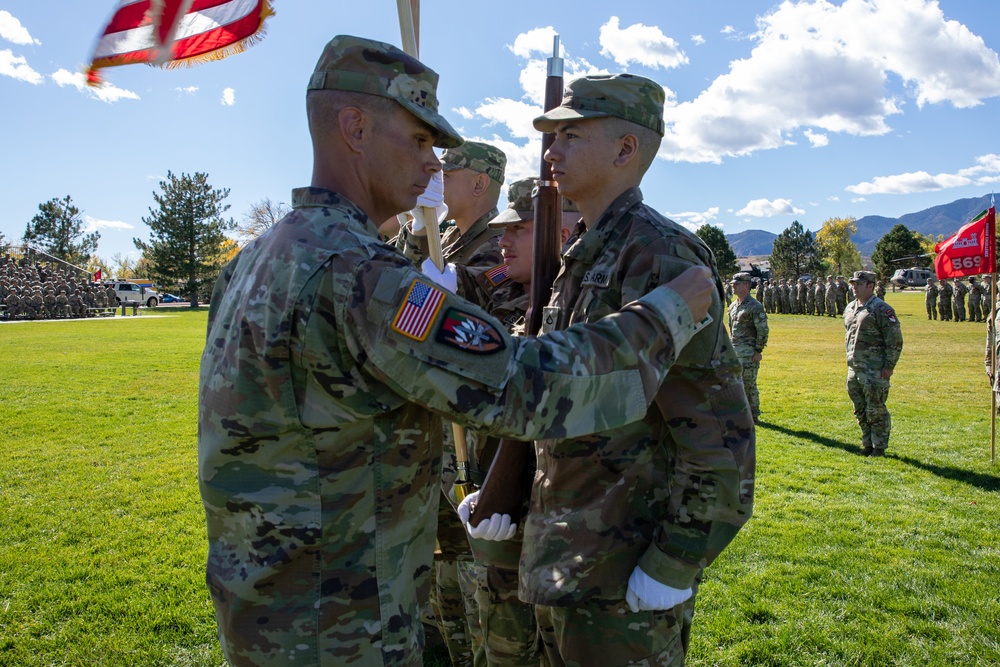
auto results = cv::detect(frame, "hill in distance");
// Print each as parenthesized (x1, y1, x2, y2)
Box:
(726, 193, 995, 257)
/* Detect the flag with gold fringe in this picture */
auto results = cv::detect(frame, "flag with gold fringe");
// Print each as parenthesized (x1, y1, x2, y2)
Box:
(86, 0, 274, 86)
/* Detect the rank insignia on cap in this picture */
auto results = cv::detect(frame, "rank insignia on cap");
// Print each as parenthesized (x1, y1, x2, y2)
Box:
(484, 263, 510, 287)
(392, 279, 446, 341)
(436, 308, 506, 354)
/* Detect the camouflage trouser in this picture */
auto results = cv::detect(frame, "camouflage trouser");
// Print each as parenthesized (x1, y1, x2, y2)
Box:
(535, 588, 697, 667)
(969, 299, 982, 322)
(738, 356, 760, 419)
(926, 300, 937, 320)
(431, 559, 484, 667)
(939, 300, 952, 321)
(826, 295, 838, 316)
(954, 298, 966, 322)
(471, 564, 539, 666)
(847, 368, 891, 450)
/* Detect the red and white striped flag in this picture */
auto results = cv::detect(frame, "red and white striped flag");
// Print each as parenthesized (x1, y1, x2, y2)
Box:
(86, 0, 274, 86)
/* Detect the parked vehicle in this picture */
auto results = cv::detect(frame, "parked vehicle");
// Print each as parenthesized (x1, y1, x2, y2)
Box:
(103, 281, 161, 307)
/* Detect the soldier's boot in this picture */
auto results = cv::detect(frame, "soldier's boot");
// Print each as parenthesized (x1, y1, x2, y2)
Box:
(870, 449, 886, 457)
(859, 445, 874, 456)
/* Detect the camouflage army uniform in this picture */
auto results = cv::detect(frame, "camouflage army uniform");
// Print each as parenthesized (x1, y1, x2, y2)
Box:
(198, 182, 702, 667)
(523, 186, 755, 666)
(844, 272, 903, 454)
(825, 277, 838, 316)
(875, 281, 886, 300)
(788, 279, 799, 314)
(925, 279, 938, 319)
(968, 278, 985, 322)
(953, 279, 968, 322)
(727, 275, 769, 422)
(763, 281, 775, 313)
(835, 277, 849, 314)
(938, 279, 954, 321)
(813, 280, 825, 316)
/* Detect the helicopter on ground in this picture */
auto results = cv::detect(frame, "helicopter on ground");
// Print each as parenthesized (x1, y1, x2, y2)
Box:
(888, 255, 934, 289)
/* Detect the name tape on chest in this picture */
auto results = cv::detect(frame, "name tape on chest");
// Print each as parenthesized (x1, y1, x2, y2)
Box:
(581, 269, 612, 287)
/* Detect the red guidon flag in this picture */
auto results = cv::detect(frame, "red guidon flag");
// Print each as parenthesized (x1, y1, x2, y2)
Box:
(86, 0, 274, 86)
(934, 206, 996, 278)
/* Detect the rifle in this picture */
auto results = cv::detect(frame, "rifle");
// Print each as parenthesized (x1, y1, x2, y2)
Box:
(469, 36, 564, 525)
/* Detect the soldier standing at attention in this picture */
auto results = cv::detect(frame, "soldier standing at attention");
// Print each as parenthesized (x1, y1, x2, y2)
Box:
(197, 36, 714, 667)
(953, 277, 968, 322)
(463, 73, 755, 667)
(814, 276, 826, 316)
(755, 278, 765, 303)
(875, 280, 886, 300)
(844, 271, 903, 457)
(968, 277, 985, 322)
(728, 272, 769, 424)
(835, 275, 849, 314)
(925, 276, 938, 320)
(938, 278, 954, 321)
(825, 275, 838, 316)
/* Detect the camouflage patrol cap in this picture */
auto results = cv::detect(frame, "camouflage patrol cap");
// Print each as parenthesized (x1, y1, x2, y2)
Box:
(488, 177, 534, 227)
(730, 272, 752, 284)
(533, 73, 665, 136)
(848, 270, 877, 284)
(307, 35, 462, 148)
(440, 141, 506, 185)
(487, 178, 581, 227)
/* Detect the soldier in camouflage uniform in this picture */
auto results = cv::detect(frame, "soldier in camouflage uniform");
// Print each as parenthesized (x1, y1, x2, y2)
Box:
(763, 279, 775, 313)
(938, 278, 954, 321)
(197, 36, 714, 667)
(825, 276, 838, 316)
(844, 271, 903, 457)
(968, 277, 985, 322)
(814, 277, 826, 316)
(875, 280, 886, 300)
(925, 277, 938, 319)
(835, 276, 849, 314)
(465, 73, 755, 667)
(788, 277, 799, 314)
(727, 272, 769, 424)
(953, 277, 968, 322)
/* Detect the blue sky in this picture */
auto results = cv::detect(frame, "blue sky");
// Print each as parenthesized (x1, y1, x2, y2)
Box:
(2, 0, 999, 262)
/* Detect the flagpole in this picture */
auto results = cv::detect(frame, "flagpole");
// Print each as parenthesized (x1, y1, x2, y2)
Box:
(992, 196, 997, 465)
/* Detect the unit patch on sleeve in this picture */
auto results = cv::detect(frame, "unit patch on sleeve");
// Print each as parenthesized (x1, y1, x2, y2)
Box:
(436, 308, 506, 354)
(392, 279, 446, 341)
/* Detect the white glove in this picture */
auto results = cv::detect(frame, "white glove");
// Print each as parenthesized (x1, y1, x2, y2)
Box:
(625, 566, 692, 613)
(457, 490, 517, 541)
(417, 170, 445, 208)
(421, 258, 457, 293)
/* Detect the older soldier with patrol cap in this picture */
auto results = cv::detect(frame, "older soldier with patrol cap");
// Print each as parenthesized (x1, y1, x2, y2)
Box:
(728, 271, 769, 424)
(197, 35, 715, 667)
(844, 270, 904, 457)
(462, 73, 755, 667)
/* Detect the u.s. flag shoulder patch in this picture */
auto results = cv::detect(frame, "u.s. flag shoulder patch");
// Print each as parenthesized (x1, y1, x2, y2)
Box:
(436, 308, 506, 354)
(484, 263, 510, 287)
(392, 279, 446, 341)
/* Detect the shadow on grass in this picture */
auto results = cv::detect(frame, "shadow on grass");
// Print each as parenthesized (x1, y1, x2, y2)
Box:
(757, 420, 1000, 492)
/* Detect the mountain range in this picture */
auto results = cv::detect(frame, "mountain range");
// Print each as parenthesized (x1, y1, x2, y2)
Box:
(726, 193, 995, 257)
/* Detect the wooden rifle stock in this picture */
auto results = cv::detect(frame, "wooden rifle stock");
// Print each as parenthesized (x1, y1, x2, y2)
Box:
(470, 36, 564, 526)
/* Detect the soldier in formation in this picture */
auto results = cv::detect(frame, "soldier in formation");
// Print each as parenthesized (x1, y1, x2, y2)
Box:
(969, 277, 986, 322)
(196, 36, 715, 667)
(938, 278, 954, 321)
(728, 272, 769, 423)
(844, 271, 904, 457)
(925, 277, 938, 319)
(953, 277, 968, 322)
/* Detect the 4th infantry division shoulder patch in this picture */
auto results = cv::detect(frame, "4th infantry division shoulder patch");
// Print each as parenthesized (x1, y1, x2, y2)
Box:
(436, 308, 506, 354)
(392, 279, 445, 341)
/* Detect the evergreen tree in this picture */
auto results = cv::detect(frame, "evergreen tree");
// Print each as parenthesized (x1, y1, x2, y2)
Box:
(134, 171, 235, 307)
(768, 220, 822, 279)
(815, 216, 862, 275)
(22, 195, 100, 265)
(871, 224, 927, 281)
(695, 224, 740, 279)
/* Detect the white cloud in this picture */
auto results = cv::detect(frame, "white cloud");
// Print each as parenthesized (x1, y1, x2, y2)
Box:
(851, 197, 867, 203)
(452, 106, 474, 120)
(846, 154, 1000, 195)
(51, 69, 139, 103)
(221, 87, 235, 105)
(598, 16, 688, 70)
(83, 216, 134, 233)
(736, 198, 805, 217)
(176, 86, 198, 95)
(475, 98, 540, 140)
(659, 0, 1000, 164)
(691, 35, 705, 46)
(0, 10, 39, 46)
(507, 27, 564, 60)
(663, 207, 720, 231)
(721, 25, 736, 35)
(804, 129, 828, 147)
(0, 48, 41, 84)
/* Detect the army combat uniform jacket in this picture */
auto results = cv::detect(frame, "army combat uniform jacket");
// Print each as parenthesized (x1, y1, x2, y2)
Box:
(396, 207, 503, 269)
(198, 187, 700, 667)
(727, 295, 769, 359)
(521, 187, 756, 606)
(844, 294, 903, 374)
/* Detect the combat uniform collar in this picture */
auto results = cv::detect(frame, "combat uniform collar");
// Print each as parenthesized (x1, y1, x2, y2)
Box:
(564, 187, 644, 265)
(443, 207, 500, 251)
(290, 186, 380, 239)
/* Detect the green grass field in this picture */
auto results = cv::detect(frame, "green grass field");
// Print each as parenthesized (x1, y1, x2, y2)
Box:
(1, 293, 998, 667)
